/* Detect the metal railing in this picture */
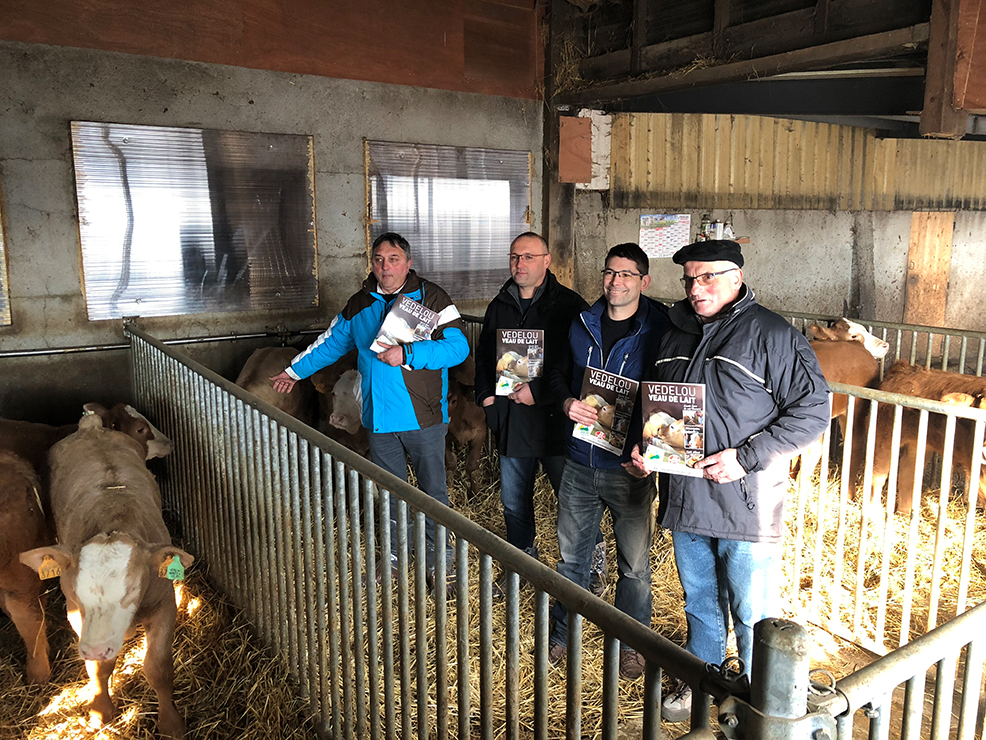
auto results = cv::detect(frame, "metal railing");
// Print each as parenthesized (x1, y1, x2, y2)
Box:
(127, 326, 739, 740)
(653, 298, 986, 377)
(127, 322, 986, 740)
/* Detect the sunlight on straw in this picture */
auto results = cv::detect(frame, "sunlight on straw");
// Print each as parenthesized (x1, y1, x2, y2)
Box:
(38, 683, 95, 717)
(114, 635, 147, 679)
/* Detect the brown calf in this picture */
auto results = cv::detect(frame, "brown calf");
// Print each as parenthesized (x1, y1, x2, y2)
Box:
(236, 347, 316, 426)
(0, 450, 51, 684)
(862, 361, 986, 513)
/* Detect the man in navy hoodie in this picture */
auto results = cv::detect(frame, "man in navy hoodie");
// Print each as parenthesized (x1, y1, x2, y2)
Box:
(546, 242, 670, 679)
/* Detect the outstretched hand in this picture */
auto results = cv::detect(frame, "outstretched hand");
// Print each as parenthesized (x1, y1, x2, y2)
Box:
(270, 370, 298, 394)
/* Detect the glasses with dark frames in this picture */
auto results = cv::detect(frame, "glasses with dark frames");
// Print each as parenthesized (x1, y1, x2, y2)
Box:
(680, 268, 738, 288)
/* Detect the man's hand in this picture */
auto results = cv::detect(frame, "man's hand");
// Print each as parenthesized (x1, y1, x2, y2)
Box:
(508, 382, 535, 406)
(623, 444, 650, 478)
(269, 370, 298, 394)
(694, 448, 746, 484)
(481, 396, 495, 407)
(563, 397, 598, 425)
(376, 341, 404, 367)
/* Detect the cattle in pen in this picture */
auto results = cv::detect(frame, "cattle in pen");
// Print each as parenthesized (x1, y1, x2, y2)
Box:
(0, 450, 52, 684)
(20, 412, 193, 738)
(793, 319, 889, 487)
(859, 361, 986, 513)
(236, 346, 316, 426)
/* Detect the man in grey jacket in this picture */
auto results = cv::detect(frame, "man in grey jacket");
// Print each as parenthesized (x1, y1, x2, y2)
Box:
(632, 239, 829, 721)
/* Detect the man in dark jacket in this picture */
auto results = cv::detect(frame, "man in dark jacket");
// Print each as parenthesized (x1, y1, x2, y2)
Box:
(546, 242, 671, 680)
(632, 239, 829, 720)
(475, 233, 592, 592)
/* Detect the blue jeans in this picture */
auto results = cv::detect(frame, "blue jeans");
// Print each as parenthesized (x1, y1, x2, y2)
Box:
(499, 454, 566, 551)
(368, 423, 451, 570)
(550, 459, 655, 646)
(671, 531, 782, 674)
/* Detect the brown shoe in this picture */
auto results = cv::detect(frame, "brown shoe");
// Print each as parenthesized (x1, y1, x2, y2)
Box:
(548, 642, 568, 665)
(618, 649, 646, 680)
(427, 568, 457, 600)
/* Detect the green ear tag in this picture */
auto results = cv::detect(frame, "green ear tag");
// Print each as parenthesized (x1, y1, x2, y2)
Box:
(164, 556, 185, 582)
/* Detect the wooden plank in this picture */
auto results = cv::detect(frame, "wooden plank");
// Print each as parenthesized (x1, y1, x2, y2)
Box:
(630, 0, 647, 74)
(953, 0, 986, 111)
(921, 0, 968, 138)
(903, 212, 954, 327)
(558, 117, 592, 183)
(562, 23, 931, 106)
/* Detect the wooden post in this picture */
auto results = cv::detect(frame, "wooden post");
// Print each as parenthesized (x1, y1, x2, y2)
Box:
(921, 0, 969, 138)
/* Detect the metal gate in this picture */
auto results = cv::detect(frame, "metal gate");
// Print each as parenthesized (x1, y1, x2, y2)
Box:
(127, 325, 986, 739)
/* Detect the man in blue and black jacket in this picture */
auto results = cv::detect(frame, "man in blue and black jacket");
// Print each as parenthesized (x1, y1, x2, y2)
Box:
(271, 232, 469, 588)
(545, 242, 671, 680)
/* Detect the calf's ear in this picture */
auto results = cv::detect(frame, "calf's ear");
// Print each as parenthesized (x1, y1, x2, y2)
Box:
(20, 546, 74, 577)
(152, 545, 195, 571)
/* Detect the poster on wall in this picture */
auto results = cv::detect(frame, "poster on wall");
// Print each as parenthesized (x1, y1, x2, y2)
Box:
(639, 214, 691, 259)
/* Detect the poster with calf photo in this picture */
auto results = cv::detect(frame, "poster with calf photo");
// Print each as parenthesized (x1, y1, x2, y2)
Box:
(571, 367, 638, 455)
(640, 381, 706, 476)
(495, 329, 545, 395)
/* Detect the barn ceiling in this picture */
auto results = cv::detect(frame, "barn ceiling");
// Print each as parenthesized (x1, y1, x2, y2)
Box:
(549, 0, 986, 140)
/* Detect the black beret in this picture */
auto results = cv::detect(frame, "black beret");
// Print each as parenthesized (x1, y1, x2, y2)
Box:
(672, 239, 744, 268)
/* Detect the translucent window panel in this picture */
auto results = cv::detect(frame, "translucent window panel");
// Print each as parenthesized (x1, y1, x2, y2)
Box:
(72, 122, 317, 320)
(366, 141, 532, 301)
(0, 183, 9, 326)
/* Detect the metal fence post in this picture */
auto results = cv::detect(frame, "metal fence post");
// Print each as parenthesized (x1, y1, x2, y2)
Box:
(719, 619, 836, 740)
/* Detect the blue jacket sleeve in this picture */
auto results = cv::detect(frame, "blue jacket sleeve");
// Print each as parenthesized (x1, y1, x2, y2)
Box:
(404, 326, 470, 370)
(288, 314, 357, 380)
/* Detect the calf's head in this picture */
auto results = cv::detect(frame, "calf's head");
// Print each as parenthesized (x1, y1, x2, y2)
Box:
(810, 318, 890, 359)
(20, 534, 192, 662)
(83, 403, 174, 460)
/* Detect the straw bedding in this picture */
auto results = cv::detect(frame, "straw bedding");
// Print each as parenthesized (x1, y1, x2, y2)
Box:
(2, 444, 984, 738)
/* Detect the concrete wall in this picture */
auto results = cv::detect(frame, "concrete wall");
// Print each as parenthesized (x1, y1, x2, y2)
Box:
(0, 40, 541, 421)
(574, 193, 986, 332)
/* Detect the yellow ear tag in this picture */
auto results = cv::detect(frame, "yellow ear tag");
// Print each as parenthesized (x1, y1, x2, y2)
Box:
(38, 555, 62, 580)
(160, 555, 185, 581)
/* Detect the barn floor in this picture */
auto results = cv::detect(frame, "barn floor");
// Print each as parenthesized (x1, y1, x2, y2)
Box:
(4, 445, 985, 739)
(0, 570, 317, 739)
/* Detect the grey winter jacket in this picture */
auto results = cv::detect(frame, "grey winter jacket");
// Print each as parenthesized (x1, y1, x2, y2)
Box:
(651, 286, 830, 543)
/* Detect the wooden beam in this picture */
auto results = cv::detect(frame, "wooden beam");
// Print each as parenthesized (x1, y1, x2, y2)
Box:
(630, 0, 647, 74)
(543, 0, 579, 289)
(921, 0, 968, 137)
(561, 23, 930, 106)
(954, 0, 986, 112)
(714, 0, 731, 57)
(815, 0, 831, 35)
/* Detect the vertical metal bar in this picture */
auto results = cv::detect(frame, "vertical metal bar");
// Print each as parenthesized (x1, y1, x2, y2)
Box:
(479, 552, 493, 740)
(288, 433, 309, 695)
(642, 662, 661, 740)
(298, 441, 320, 723)
(322, 453, 342, 740)
(348, 469, 367, 739)
(245, 407, 270, 644)
(414, 509, 428, 740)
(395, 495, 412, 740)
(601, 636, 618, 740)
(505, 570, 520, 740)
(929, 415, 958, 630)
(899, 410, 929, 647)
(565, 613, 583, 740)
(957, 420, 985, 613)
(379, 487, 397, 740)
(977, 338, 985, 377)
(533, 589, 549, 740)
(867, 697, 891, 740)
(924, 332, 934, 369)
(335, 458, 354, 739)
(959, 336, 968, 374)
(455, 538, 470, 740)
(942, 334, 952, 371)
(277, 425, 298, 669)
(931, 655, 956, 740)
(957, 639, 983, 740)
(875, 403, 904, 647)
(434, 522, 449, 740)
(224, 394, 245, 609)
(363, 477, 381, 740)
(901, 672, 925, 740)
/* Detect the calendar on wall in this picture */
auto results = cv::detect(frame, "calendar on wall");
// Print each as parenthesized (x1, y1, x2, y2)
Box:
(638, 214, 691, 259)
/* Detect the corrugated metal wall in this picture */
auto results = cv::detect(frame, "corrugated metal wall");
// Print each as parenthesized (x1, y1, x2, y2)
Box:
(611, 113, 986, 211)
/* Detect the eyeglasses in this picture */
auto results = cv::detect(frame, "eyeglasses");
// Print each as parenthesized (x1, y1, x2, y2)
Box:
(680, 268, 738, 288)
(601, 268, 643, 280)
(509, 253, 549, 263)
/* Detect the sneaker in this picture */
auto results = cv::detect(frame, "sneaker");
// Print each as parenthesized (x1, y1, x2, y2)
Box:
(547, 642, 568, 665)
(618, 649, 646, 680)
(661, 681, 692, 722)
(589, 540, 607, 597)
